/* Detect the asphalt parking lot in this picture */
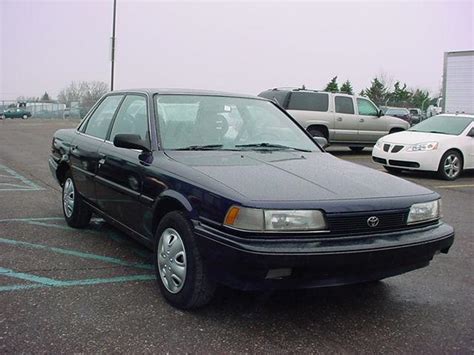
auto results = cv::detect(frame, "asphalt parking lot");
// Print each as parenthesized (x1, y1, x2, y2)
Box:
(1, 119, 473, 353)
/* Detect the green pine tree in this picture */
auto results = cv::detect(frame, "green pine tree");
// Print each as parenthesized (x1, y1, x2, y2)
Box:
(324, 76, 339, 93)
(364, 77, 389, 106)
(340, 80, 354, 95)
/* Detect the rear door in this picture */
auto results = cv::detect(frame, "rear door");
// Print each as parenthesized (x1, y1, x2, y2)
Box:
(333, 95, 357, 142)
(356, 97, 387, 142)
(95, 94, 151, 236)
(70, 95, 123, 203)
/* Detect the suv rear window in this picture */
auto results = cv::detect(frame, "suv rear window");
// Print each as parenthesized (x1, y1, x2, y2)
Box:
(287, 92, 328, 112)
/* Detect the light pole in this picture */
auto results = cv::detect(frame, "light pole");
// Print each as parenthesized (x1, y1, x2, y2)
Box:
(110, 0, 117, 91)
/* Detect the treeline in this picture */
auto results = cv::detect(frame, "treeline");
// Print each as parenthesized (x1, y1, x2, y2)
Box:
(323, 76, 432, 109)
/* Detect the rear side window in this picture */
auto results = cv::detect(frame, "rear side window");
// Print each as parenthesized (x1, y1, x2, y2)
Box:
(83, 95, 123, 139)
(335, 96, 354, 114)
(287, 92, 328, 112)
(259, 91, 289, 107)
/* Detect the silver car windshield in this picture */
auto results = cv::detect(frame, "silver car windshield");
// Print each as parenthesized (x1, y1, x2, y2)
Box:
(155, 95, 320, 152)
(409, 115, 473, 135)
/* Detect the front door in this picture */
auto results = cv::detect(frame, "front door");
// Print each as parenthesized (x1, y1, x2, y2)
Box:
(356, 97, 386, 143)
(70, 95, 123, 203)
(95, 94, 151, 236)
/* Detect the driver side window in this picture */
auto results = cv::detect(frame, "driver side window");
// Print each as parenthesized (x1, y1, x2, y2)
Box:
(109, 95, 149, 142)
(357, 98, 378, 116)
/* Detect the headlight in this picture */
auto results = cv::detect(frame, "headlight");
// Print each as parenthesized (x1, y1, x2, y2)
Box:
(407, 200, 441, 224)
(224, 206, 327, 232)
(406, 142, 438, 152)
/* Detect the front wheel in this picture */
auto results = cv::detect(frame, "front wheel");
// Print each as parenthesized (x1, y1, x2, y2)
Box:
(438, 150, 463, 180)
(154, 211, 215, 309)
(62, 173, 92, 228)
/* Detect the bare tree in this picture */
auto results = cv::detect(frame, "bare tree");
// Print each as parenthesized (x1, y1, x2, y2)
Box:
(58, 81, 108, 115)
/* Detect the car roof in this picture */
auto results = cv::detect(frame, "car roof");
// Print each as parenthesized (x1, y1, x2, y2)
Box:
(263, 87, 365, 98)
(109, 88, 265, 100)
(436, 113, 474, 119)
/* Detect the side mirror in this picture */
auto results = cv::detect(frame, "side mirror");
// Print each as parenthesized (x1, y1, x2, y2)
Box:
(468, 128, 474, 137)
(313, 136, 329, 148)
(113, 134, 150, 152)
(377, 109, 384, 117)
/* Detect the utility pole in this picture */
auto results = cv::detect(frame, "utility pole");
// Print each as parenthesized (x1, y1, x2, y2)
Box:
(110, 0, 117, 91)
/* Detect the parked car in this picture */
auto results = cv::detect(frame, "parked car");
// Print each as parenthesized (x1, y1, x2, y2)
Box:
(258, 88, 409, 152)
(0, 107, 32, 119)
(50, 89, 454, 309)
(372, 114, 474, 180)
(381, 107, 412, 125)
(409, 108, 424, 124)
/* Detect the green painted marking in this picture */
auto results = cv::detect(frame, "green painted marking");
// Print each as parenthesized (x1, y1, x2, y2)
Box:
(0, 238, 153, 270)
(0, 267, 155, 292)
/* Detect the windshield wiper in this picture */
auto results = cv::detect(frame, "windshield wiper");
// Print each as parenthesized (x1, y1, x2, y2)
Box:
(175, 144, 224, 150)
(235, 143, 311, 152)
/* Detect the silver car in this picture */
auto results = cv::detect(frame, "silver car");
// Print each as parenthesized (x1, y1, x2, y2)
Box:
(259, 88, 409, 152)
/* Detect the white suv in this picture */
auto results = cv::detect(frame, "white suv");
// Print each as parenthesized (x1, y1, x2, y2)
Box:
(259, 88, 409, 151)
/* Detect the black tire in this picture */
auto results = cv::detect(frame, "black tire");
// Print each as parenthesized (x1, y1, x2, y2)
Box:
(438, 150, 463, 181)
(62, 172, 92, 228)
(154, 211, 216, 309)
(349, 146, 364, 152)
(383, 166, 402, 174)
(308, 128, 325, 138)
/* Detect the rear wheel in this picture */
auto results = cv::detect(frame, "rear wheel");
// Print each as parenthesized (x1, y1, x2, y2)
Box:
(349, 146, 364, 152)
(438, 150, 462, 180)
(62, 172, 92, 228)
(154, 211, 215, 309)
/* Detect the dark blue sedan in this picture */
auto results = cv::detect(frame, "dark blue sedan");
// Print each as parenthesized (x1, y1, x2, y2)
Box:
(49, 89, 454, 309)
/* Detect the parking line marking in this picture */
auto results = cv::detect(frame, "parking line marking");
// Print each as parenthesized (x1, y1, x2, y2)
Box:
(0, 164, 44, 191)
(434, 184, 474, 189)
(0, 217, 64, 223)
(0, 238, 153, 270)
(0, 267, 155, 292)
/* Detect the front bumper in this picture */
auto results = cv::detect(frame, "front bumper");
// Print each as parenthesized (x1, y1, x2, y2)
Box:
(372, 145, 441, 171)
(194, 221, 454, 290)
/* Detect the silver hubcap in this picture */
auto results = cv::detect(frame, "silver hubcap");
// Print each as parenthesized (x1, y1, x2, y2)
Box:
(63, 178, 75, 218)
(444, 154, 461, 178)
(157, 228, 187, 294)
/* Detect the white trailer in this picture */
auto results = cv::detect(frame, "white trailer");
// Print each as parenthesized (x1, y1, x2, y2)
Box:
(442, 50, 474, 114)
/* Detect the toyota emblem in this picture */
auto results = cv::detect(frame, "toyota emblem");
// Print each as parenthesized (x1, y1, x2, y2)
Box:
(367, 216, 380, 227)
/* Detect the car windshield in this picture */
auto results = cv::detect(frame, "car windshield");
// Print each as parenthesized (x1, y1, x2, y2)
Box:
(409, 115, 473, 135)
(155, 95, 320, 152)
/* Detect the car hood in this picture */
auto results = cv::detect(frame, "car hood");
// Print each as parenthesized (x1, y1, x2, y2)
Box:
(165, 150, 434, 203)
(381, 131, 455, 144)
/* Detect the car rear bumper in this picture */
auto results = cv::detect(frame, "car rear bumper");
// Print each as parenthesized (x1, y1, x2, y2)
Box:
(193, 221, 454, 290)
(48, 156, 59, 184)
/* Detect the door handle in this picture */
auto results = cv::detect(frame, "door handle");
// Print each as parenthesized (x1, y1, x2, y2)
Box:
(336, 117, 343, 121)
(359, 118, 365, 122)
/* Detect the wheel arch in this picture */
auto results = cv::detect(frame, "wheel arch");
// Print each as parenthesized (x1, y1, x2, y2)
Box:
(56, 161, 70, 186)
(151, 191, 194, 236)
(307, 124, 329, 139)
(441, 148, 464, 167)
